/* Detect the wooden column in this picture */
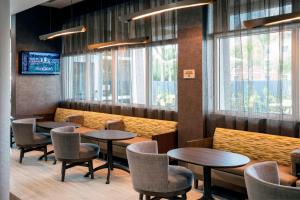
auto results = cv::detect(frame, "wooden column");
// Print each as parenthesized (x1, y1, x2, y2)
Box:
(0, 0, 11, 199)
(178, 7, 204, 147)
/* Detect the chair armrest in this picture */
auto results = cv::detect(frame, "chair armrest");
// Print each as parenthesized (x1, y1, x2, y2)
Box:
(65, 115, 84, 125)
(291, 149, 300, 177)
(105, 120, 125, 131)
(186, 137, 213, 148)
(152, 131, 178, 154)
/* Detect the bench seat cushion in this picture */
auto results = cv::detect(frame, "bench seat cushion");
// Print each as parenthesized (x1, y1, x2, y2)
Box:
(189, 160, 298, 186)
(218, 160, 258, 176)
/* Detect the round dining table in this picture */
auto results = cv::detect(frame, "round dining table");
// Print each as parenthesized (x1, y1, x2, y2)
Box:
(168, 148, 250, 200)
(82, 130, 137, 184)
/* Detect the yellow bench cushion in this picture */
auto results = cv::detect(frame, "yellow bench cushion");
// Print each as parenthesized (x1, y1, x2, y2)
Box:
(54, 108, 177, 138)
(122, 116, 177, 139)
(213, 128, 300, 166)
(54, 108, 84, 122)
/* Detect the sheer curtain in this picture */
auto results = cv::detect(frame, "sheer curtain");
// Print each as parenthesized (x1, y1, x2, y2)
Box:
(62, 0, 177, 55)
(207, 0, 299, 118)
(149, 44, 178, 109)
(61, 0, 178, 110)
(62, 44, 178, 110)
(205, 0, 300, 123)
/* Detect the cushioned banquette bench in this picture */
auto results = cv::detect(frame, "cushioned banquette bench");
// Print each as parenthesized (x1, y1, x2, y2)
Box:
(187, 128, 300, 192)
(54, 107, 178, 159)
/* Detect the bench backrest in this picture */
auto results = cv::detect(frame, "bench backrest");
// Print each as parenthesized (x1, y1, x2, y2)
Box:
(213, 128, 300, 166)
(54, 108, 177, 139)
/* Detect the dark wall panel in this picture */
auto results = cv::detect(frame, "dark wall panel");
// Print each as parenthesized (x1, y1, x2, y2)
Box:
(12, 6, 62, 118)
(177, 7, 204, 147)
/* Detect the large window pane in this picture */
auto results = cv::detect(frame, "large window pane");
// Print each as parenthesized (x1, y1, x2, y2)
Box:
(71, 55, 86, 100)
(92, 51, 113, 102)
(116, 48, 146, 105)
(117, 49, 131, 104)
(218, 30, 292, 115)
(62, 44, 178, 110)
(150, 44, 178, 109)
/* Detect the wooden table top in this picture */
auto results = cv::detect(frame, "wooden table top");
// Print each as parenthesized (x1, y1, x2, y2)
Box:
(11, 116, 44, 121)
(37, 121, 80, 129)
(167, 148, 250, 168)
(82, 130, 137, 141)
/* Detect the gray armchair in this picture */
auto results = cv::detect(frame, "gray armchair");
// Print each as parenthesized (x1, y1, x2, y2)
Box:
(50, 126, 100, 182)
(126, 141, 193, 200)
(244, 161, 300, 200)
(12, 118, 52, 163)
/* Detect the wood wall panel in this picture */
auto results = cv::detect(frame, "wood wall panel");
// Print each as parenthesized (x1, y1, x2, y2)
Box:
(178, 7, 204, 147)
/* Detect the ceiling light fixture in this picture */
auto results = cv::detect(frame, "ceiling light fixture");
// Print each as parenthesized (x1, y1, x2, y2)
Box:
(39, 25, 86, 40)
(88, 37, 150, 50)
(119, 0, 214, 22)
(39, 0, 86, 40)
(244, 11, 300, 28)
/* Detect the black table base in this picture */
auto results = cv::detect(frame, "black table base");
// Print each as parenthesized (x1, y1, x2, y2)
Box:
(84, 140, 129, 184)
(200, 166, 215, 200)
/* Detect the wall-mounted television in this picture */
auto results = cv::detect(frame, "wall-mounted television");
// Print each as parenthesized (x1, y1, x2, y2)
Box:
(20, 51, 61, 75)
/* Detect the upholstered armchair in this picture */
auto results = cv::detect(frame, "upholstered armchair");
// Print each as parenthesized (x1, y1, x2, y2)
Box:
(12, 118, 52, 164)
(126, 141, 193, 200)
(50, 126, 100, 182)
(244, 161, 300, 200)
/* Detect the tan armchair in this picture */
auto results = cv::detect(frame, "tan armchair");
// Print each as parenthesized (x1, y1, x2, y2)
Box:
(126, 141, 193, 200)
(245, 161, 300, 200)
(51, 126, 100, 182)
(12, 118, 52, 164)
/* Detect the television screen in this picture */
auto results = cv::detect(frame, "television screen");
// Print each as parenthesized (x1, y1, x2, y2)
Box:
(20, 51, 60, 75)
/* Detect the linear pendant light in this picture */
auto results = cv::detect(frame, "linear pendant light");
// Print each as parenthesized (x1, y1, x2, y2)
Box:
(88, 37, 150, 50)
(39, 25, 86, 41)
(119, 0, 214, 22)
(244, 11, 300, 29)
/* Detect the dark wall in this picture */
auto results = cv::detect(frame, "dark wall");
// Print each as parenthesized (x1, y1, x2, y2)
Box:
(11, 6, 62, 118)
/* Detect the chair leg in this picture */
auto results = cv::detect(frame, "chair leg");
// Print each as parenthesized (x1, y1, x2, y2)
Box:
(145, 195, 151, 200)
(19, 148, 24, 164)
(139, 193, 143, 200)
(44, 146, 48, 161)
(10, 130, 13, 148)
(88, 160, 94, 179)
(194, 178, 199, 189)
(182, 193, 187, 200)
(61, 161, 66, 182)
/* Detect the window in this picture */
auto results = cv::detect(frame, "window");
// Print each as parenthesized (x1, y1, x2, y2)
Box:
(215, 28, 297, 117)
(62, 44, 178, 110)
(91, 52, 113, 102)
(150, 45, 178, 108)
